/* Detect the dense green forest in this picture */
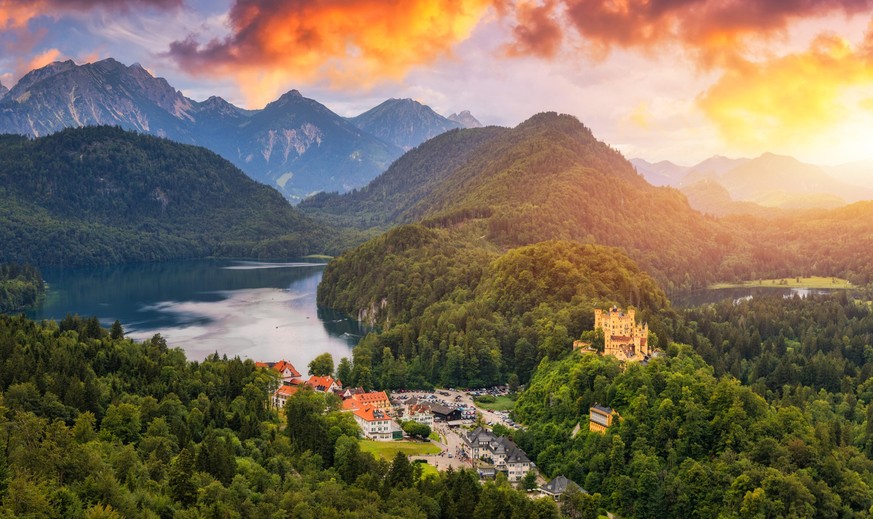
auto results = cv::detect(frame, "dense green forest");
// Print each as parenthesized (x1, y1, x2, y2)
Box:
(309, 113, 873, 293)
(512, 337, 873, 518)
(0, 314, 565, 518)
(0, 263, 44, 312)
(320, 230, 670, 388)
(0, 127, 359, 267)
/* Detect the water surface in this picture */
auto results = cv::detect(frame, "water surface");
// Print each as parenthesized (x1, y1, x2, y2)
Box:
(27, 259, 366, 367)
(673, 286, 840, 308)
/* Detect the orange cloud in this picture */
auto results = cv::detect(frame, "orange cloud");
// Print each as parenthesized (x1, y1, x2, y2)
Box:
(697, 29, 873, 149)
(25, 47, 61, 70)
(1, 0, 180, 27)
(0, 2, 40, 29)
(548, 0, 873, 63)
(502, 0, 563, 58)
(168, 0, 493, 107)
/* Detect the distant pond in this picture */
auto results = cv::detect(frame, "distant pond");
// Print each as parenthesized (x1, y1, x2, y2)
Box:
(672, 286, 842, 308)
(27, 259, 368, 366)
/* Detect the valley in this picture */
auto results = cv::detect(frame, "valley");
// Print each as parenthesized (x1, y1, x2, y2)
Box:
(3, 64, 873, 518)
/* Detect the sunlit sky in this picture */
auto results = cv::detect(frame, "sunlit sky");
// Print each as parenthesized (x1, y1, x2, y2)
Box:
(1, 0, 872, 165)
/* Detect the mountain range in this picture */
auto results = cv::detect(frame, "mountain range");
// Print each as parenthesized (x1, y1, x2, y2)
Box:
(632, 153, 873, 214)
(0, 59, 480, 201)
(348, 98, 463, 150)
(305, 112, 737, 290)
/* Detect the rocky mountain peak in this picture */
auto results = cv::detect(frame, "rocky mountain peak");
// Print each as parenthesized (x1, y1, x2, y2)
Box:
(0, 81, 8, 100)
(447, 110, 482, 128)
(9, 60, 78, 96)
(349, 98, 461, 150)
(199, 95, 241, 115)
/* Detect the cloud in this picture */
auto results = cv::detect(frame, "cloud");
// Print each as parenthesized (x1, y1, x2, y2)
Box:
(697, 27, 873, 149)
(1, 0, 180, 28)
(501, 0, 563, 58)
(167, 0, 493, 107)
(548, 0, 873, 62)
(1, 0, 182, 82)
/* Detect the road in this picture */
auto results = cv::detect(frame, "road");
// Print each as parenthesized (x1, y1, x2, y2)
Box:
(395, 388, 521, 473)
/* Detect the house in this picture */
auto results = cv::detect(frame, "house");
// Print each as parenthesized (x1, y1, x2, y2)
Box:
(405, 403, 434, 427)
(272, 384, 298, 409)
(306, 375, 341, 393)
(352, 405, 393, 440)
(594, 306, 650, 361)
(589, 404, 618, 433)
(430, 404, 462, 422)
(462, 427, 532, 482)
(342, 391, 392, 414)
(541, 476, 584, 499)
(256, 360, 303, 386)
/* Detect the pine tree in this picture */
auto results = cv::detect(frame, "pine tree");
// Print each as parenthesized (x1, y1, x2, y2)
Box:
(168, 446, 196, 506)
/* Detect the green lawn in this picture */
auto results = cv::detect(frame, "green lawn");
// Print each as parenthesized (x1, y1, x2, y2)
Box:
(360, 439, 441, 461)
(710, 276, 853, 290)
(414, 460, 440, 478)
(474, 395, 516, 411)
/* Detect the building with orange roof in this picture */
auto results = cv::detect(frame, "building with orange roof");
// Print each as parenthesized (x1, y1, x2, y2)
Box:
(342, 391, 391, 412)
(306, 375, 341, 393)
(272, 385, 298, 409)
(352, 405, 393, 440)
(256, 360, 303, 386)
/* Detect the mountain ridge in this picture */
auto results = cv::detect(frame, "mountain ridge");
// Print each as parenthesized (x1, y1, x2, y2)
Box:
(348, 98, 461, 150)
(0, 58, 474, 201)
(0, 126, 336, 267)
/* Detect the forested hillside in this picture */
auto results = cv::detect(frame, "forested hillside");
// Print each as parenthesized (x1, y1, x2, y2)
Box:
(510, 293, 873, 517)
(319, 232, 670, 387)
(0, 127, 342, 267)
(0, 263, 44, 312)
(0, 314, 563, 518)
(307, 113, 745, 290)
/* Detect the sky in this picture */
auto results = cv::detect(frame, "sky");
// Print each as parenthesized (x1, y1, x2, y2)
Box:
(1, 0, 872, 165)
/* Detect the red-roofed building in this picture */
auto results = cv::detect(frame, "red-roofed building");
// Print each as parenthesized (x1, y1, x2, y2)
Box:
(272, 385, 298, 409)
(342, 391, 391, 412)
(256, 360, 303, 386)
(352, 405, 393, 440)
(306, 375, 341, 393)
(274, 360, 302, 384)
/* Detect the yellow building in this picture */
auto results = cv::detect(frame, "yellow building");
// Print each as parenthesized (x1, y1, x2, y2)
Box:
(589, 404, 618, 433)
(594, 305, 650, 361)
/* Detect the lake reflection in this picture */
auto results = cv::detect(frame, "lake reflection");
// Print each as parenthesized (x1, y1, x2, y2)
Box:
(672, 286, 839, 308)
(28, 259, 366, 366)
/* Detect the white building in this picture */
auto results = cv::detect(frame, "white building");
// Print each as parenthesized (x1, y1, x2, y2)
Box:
(352, 405, 393, 441)
(462, 427, 532, 482)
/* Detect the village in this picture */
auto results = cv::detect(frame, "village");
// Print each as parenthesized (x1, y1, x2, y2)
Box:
(257, 305, 647, 498)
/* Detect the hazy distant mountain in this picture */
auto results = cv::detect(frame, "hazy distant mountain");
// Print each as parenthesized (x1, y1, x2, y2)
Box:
(634, 152, 873, 210)
(683, 155, 750, 185)
(718, 153, 871, 207)
(630, 158, 689, 186)
(447, 110, 482, 128)
(632, 155, 748, 187)
(349, 98, 461, 150)
(0, 81, 7, 100)
(0, 59, 404, 200)
(826, 160, 873, 190)
(680, 179, 779, 217)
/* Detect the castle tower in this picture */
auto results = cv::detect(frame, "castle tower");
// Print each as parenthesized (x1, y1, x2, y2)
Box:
(594, 305, 649, 361)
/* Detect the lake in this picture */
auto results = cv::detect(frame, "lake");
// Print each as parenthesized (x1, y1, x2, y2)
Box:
(26, 259, 367, 368)
(672, 286, 840, 308)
